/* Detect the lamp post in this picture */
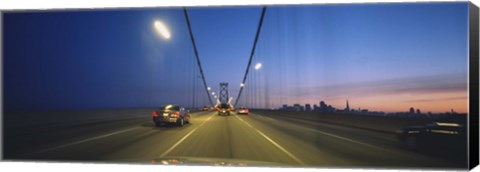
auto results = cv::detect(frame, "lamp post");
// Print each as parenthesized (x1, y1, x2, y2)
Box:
(153, 20, 171, 39)
(254, 62, 262, 70)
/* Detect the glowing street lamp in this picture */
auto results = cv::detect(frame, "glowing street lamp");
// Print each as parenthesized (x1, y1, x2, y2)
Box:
(240, 83, 245, 87)
(212, 92, 215, 95)
(207, 87, 211, 91)
(254, 63, 262, 70)
(153, 20, 171, 39)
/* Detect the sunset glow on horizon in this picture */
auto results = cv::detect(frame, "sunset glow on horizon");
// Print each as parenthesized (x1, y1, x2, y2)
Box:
(266, 81, 468, 114)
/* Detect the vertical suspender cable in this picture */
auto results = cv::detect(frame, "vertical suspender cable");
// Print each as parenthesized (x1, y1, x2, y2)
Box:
(184, 8, 214, 107)
(234, 6, 267, 107)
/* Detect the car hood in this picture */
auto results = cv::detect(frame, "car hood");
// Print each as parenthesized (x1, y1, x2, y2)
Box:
(114, 156, 287, 167)
(148, 156, 286, 167)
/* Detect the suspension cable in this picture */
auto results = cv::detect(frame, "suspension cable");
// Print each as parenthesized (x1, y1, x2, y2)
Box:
(234, 6, 267, 107)
(184, 7, 214, 107)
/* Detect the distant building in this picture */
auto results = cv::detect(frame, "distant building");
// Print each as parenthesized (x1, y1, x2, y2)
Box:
(327, 105, 336, 112)
(313, 104, 319, 111)
(319, 101, 327, 112)
(416, 109, 421, 114)
(282, 104, 288, 111)
(345, 99, 350, 113)
(305, 104, 312, 111)
(409, 107, 415, 114)
(293, 104, 303, 112)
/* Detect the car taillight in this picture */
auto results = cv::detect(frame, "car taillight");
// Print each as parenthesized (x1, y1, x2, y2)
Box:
(152, 111, 159, 117)
(171, 112, 180, 117)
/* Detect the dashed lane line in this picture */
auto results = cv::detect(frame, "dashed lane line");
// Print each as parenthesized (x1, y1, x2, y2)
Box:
(234, 115, 306, 165)
(158, 113, 215, 157)
(159, 128, 198, 157)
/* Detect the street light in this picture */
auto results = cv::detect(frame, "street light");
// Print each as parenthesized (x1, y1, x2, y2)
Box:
(254, 63, 262, 70)
(207, 87, 211, 91)
(153, 20, 171, 39)
(212, 92, 215, 95)
(240, 83, 245, 87)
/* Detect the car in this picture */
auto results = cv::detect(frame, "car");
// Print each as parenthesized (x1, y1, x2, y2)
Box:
(152, 104, 190, 127)
(396, 121, 466, 151)
(236, 107, 249, 115)
(201, 106, 209, 111)
(217, 103, 231, 116)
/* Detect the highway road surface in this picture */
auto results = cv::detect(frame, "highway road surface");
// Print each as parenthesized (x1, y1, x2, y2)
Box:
(4, 110, 467, 169)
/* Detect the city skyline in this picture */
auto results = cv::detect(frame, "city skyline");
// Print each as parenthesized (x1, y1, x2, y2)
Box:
(276, 98, 466, 114)
(236, 72, 468, 113)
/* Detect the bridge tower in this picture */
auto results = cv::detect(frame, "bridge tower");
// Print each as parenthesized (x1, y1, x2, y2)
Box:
(219, 82, 229, 104)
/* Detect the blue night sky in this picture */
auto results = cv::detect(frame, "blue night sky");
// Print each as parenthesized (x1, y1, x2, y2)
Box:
(3, 2, 469, 113)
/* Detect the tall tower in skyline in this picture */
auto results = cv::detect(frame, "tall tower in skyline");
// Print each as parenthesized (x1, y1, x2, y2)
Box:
(345, 99, 350, 112)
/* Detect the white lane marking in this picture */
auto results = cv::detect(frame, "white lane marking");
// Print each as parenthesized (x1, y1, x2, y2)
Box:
(159, 128, 198, 157)
(234, 115, 306, 165)
(244, 121, 254, 128)
(38, 127, 140, 153)
(159, 113, 215, 157)
(255, 129, 306, 165)
(236, 116, 245, 122)
(250, 113, 388, 151)
(235, 115, 253, 128)
(199, 114, 215, 127)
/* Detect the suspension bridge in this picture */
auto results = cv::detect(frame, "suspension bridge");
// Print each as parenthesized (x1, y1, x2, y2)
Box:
(3, 5, 470, 169)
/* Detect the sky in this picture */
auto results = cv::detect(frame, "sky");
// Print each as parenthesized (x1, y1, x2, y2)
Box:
(238, 3, 469, 113)
(3, 8, 210, 111)
(3, 2, 469, 113)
